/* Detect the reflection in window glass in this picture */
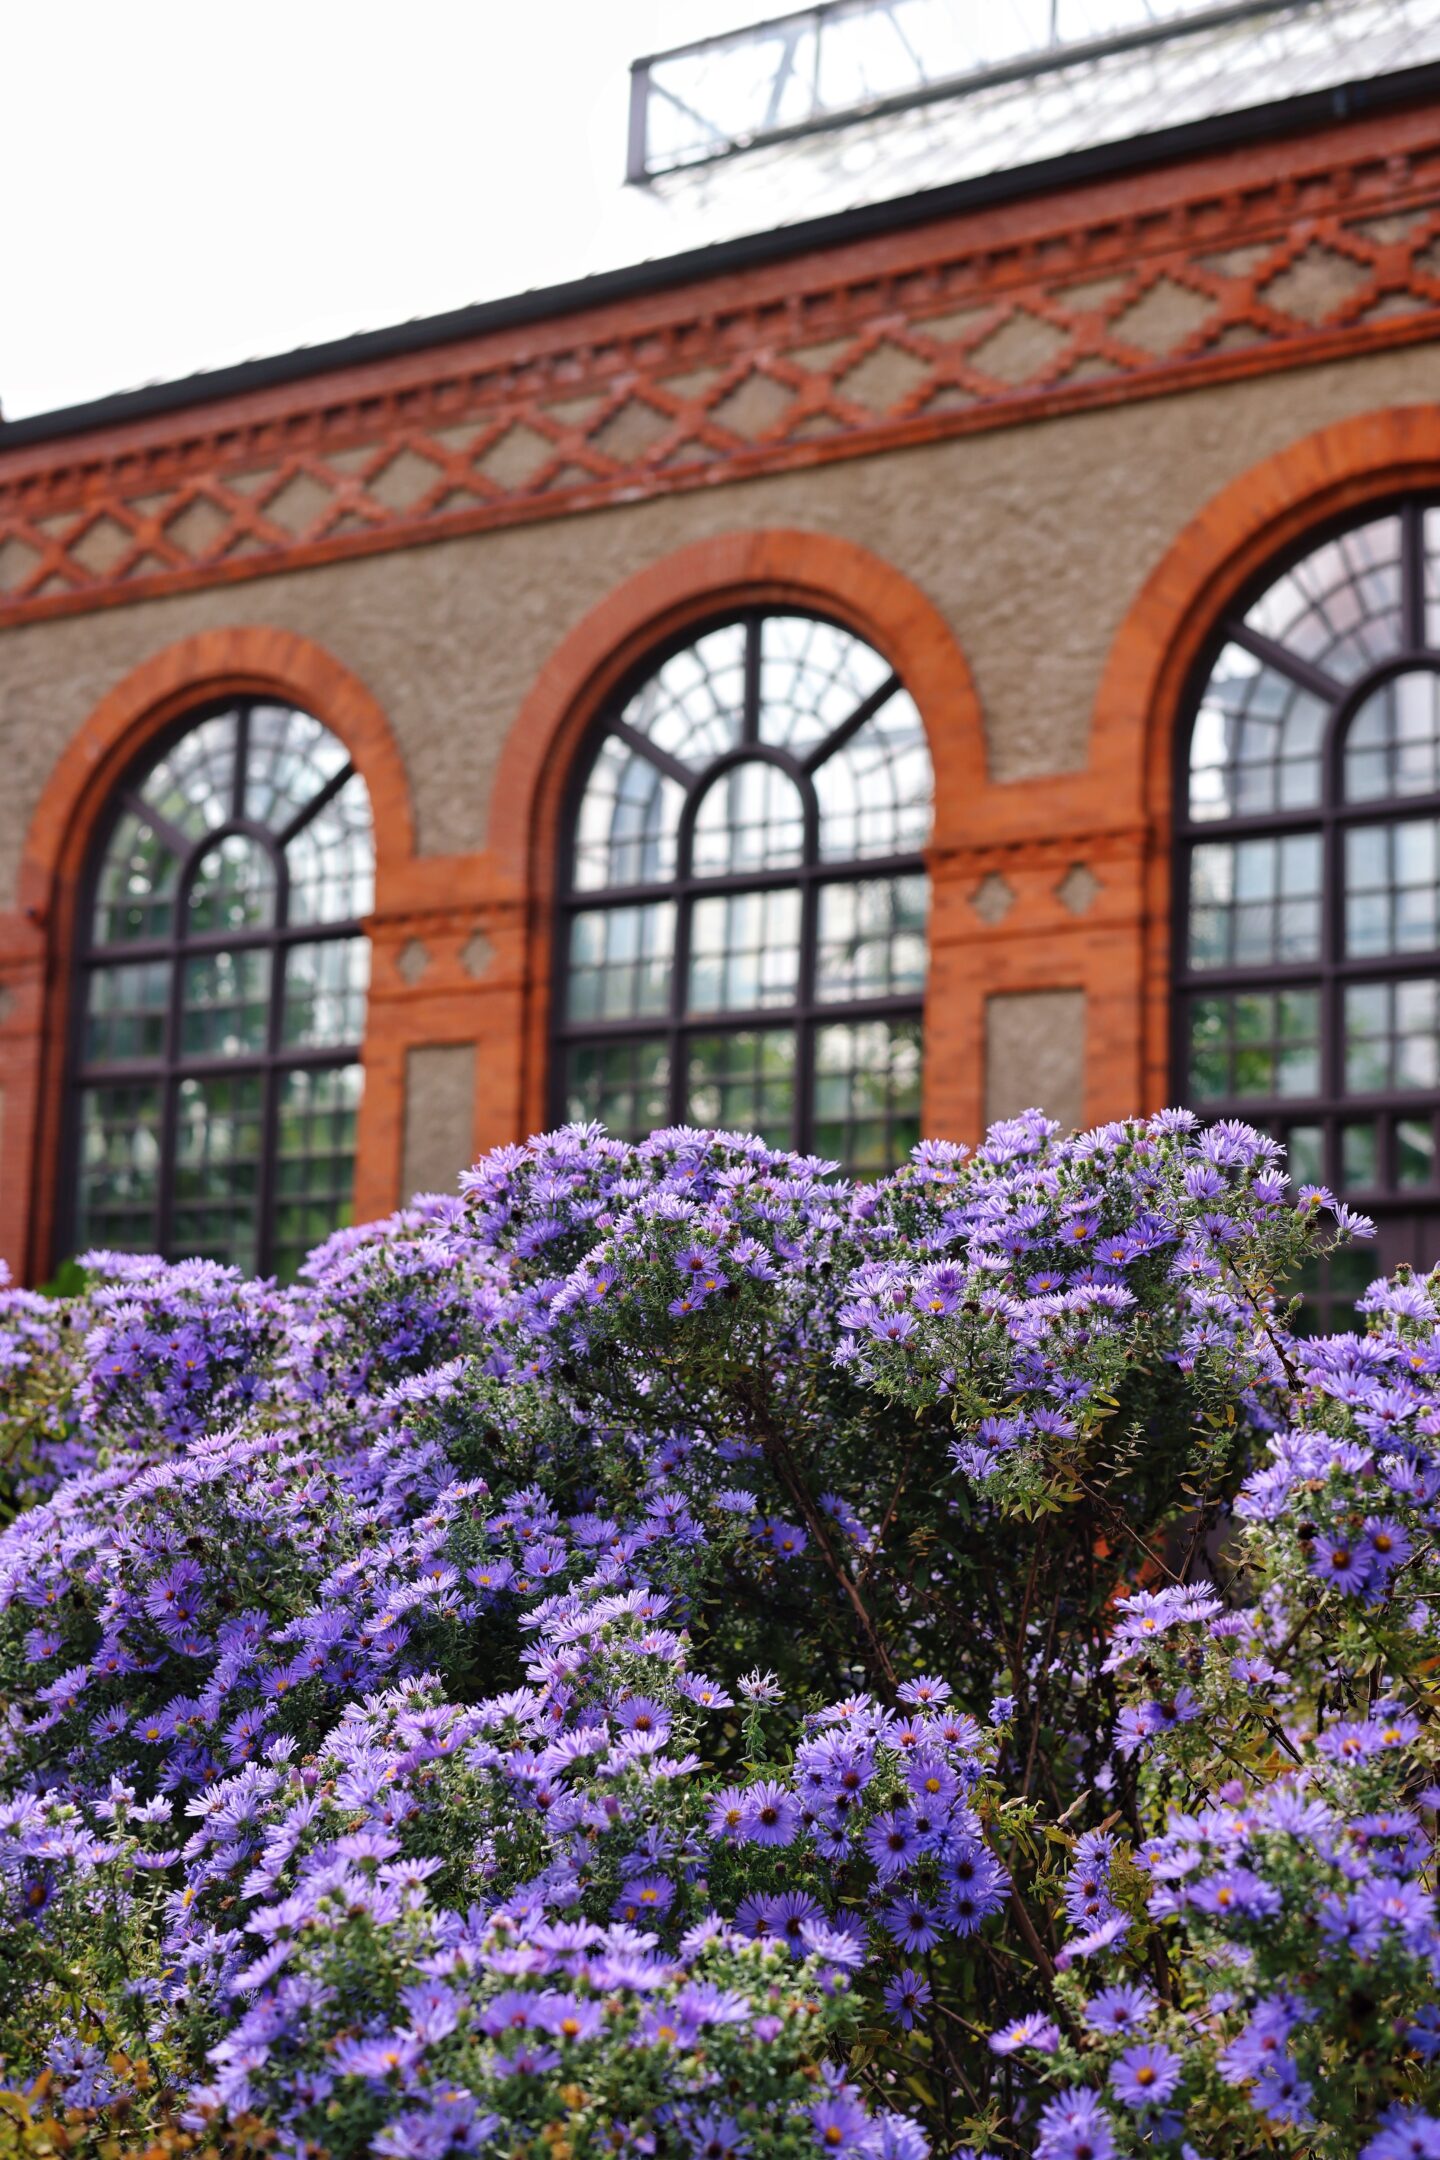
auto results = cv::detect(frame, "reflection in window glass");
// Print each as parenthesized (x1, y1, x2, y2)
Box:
(1345, 818, 1440, 957)
(692, 761, 805, 876)
(1188, 989, 1320, 1101)
(1243, 514, 1402, 683)
(1344, 979, 1440, 1095)
(1188, 834, 1321, 968)
(560, 615, 932, 1173)
(686, 1028, 796, 1146)
(1398, 1116, 1437, 1190)
(71, 702, 374, 1272)
(1344, 672, 1440, 803)
(816, 877, 928, 1001)
(688, 890, 802, 1014)
(567, 904, 675, 1022)
(563, 1038, 672, 1141)
(813, 1019, 922, 1173)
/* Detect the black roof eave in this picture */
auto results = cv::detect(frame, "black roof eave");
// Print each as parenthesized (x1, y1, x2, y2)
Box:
(5, 57, 1438, 453)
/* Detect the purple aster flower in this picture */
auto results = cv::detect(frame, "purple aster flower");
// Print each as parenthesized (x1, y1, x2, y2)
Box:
(882, 1894, 943, 1953)
(1309, 1534, 1373, 1595)
(683, 2111, 752, 2160)
(990, 2012, 1061, 2056)
(1034, 2087, 1117, 2160)
(883, 1967, 932, 2030)
(1110, 2042, 1183, 2109)
(741, 1780, 799, 1846)
(809, 2092, 874, 2153)
(1082, 1984, 1155, 2036)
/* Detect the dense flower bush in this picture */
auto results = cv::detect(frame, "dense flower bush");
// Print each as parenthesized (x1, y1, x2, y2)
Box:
(1, 1108, 1437, 2160)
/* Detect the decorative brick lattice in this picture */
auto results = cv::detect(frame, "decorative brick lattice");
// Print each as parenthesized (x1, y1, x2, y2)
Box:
(4, 122, 1440, 626)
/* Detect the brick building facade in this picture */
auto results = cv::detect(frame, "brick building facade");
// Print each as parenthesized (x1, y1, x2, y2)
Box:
(3, 1, 1440, 1291)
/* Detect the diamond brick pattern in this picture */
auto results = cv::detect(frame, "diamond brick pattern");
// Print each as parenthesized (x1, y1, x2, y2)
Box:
(5, 125, 1440, 626)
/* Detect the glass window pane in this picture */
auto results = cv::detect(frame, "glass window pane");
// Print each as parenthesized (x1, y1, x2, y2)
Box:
(244, 704, 349, 829)
(1187, 988, 1319, 1101)
(813, 689, 932, 860)
(136, 711, 239, 841)
(1345, 673, 1440, 803)
(1187, 834, 1320, 969)
(93, 812, 180, 946)
(1187, 643, 1326, 822)
(84, 960, 171, 1065)
(1345, 817, 1440, 957)
(188, 834, 277, 935)
(75, 1085, 163, 1254)
(284, 772, 375, 925)
(180, 950, 272, 1059)
(282, 939, 370, 1049)
(687, 889, 801, 1013)
(573, 737, 685, 892)
(1283, 1122, 1325, 1188)
(816, 874, 928, 1001)
(1344, 977, 1440, 1094)
(759, 614, 891, 753)
(686, 1028, 796, 1146)
(623, 622, 746, 766)
(691, 760, 805, 876)
(563, 1038, 672, 1141)
(1398, 1116, 1436, 1189)
(568, 903, 675, 1021)
(1245, 514, 1403, 683)
(812, 1018, 922, 1176)
(271, 1065, 363, 1280)
(1341, 1119, 1379, 1190)
(170, 1073, 266, 1272)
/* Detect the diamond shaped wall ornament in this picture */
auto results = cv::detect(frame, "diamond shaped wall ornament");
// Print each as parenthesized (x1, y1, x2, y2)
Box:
(785, 336, 855, 373)
(397, 938, 430, 986)
(542, 394, 608, 429)
(1056, 273, 1131, 315)
(589, 398, 672, 462)
(0, 537, 42, 592)
(971, 871, 1016, 925)
(709, 371, 794, 440)
(836, 339, 932, 413)
(657, 366, 726, 401)
(461, 928, 494, 981)
(917, 303, 994, 345)
(165, 496, 232, 559)
(1055, 863, 1100, 916)
(967, 309, 1070, 385)
(1111, 275, 1215, 355)
(367, 449, 445, 512)
(69, 514, 135, 576)
(475, 424, 555, 489)
(263, 471, 335, 534)
(1262, 242, 1371, 325)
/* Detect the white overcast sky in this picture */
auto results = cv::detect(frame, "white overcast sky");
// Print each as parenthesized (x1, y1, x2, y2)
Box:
(0, 1, 775, 422)
(1, 0, 1193, 423)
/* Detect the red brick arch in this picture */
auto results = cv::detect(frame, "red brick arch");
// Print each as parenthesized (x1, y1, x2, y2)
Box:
(1087, 405, 1440, 1109)
(491, 528, 986, 1132)
(9, 626, 413, 1278)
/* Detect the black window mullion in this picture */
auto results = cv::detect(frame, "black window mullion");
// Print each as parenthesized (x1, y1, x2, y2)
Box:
(742, 614, 762, 746)
(1402, 501, 1427, 653)
(233, 704, 250, 822)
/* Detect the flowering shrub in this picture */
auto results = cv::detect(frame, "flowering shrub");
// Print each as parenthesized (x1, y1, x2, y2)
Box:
(0, 1108, 1437, 2160)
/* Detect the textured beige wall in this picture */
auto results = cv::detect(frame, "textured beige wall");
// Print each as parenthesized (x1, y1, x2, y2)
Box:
(401, 1043, 476, 1200)
(985, 988, 1087, 1133)
(0, 347, 1435, 900)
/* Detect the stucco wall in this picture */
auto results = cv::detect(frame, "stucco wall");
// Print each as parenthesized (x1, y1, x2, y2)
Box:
(0, 345, 1434, 899)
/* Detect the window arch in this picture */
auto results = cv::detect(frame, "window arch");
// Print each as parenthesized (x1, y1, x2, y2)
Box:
(555, 610, 933, 1170)
(1177, 498, 1440, 1316)
(68, 700, 374, 1278)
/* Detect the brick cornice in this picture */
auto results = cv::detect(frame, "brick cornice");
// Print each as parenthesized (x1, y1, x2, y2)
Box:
(4, 102, 1440, 629)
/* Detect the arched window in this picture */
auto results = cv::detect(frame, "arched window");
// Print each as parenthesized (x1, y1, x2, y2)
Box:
(68, 701, 374, 1278)
(556, 611, 933, 1171)
(1178, 500, 1440, 1319)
